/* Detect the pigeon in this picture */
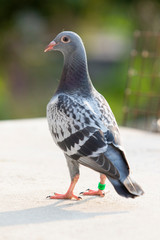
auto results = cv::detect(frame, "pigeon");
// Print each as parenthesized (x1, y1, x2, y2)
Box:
(44, 31, 144, 200)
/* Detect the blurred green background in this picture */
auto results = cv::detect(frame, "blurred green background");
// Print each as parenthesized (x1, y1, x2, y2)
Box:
(0, 0, 160, 124)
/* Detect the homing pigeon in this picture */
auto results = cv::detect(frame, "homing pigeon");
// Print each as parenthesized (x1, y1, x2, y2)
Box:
(44, 31, 144, 200)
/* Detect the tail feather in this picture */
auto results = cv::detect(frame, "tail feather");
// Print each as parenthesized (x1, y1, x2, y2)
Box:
(109, 176, 144, 198)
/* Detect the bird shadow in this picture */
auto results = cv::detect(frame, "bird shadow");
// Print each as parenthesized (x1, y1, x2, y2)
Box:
(0, 197, 127, 227)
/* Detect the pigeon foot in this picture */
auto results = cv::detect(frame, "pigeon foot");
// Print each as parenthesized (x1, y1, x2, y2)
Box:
(46, 174, 81, 200)
(46, 192, 81, 200)
(80, 189, 105, 197)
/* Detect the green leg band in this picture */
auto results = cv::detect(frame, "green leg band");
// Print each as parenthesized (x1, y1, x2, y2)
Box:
(98, 182, 106, 190)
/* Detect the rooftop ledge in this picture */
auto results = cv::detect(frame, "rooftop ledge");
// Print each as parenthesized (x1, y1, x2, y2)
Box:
(0, 118, 160, 240)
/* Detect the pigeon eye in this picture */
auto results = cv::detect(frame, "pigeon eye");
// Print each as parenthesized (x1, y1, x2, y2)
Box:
(61, 36, 70, 43)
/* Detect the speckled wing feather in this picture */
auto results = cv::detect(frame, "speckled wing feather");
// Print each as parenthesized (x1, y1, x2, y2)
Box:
(93, 91, 130, 171)
(47, 93, 124, 179)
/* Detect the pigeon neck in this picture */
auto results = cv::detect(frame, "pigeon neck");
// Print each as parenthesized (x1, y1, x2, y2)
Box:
(57, 47, 93, 95)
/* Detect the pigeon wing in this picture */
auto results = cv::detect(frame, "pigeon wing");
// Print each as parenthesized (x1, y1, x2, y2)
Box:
(47, 94, 120, 179)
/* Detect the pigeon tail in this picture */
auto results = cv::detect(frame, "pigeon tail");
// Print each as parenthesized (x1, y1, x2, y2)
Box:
(108, 176, 144, 198)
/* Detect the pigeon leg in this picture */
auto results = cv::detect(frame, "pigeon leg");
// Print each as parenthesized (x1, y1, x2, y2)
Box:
(47, 155, 81, 200)
(47, 174, 81, 200)
(80, 174, 107, 197)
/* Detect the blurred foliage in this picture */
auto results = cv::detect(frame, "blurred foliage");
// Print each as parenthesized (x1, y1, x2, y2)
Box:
(0, 0, 160, 123)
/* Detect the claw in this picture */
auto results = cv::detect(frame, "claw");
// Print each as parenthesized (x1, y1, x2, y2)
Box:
(80, 189, 90, 195)
(46, 195, 51, 199)
(79, 192, 84, 195)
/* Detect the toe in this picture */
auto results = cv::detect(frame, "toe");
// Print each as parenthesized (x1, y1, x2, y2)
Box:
(80, 189, 106, 197)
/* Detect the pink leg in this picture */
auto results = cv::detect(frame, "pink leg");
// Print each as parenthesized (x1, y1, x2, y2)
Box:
(47, 174, 81, 200)
(81, 174, 107, 197)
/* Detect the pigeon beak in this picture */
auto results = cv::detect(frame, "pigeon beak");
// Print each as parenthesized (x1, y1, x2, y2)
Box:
(44, 40, 57, 52)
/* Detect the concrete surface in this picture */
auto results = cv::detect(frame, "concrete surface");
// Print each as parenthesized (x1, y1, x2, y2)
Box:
(0, 118, 160, 240)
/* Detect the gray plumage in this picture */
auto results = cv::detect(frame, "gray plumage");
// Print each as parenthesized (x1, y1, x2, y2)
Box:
(46, 31, 144, 198)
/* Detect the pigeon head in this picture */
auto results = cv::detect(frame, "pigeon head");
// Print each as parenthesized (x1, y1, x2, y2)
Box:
(44, 31, 92, 94)
(44, 31, 84, 56)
